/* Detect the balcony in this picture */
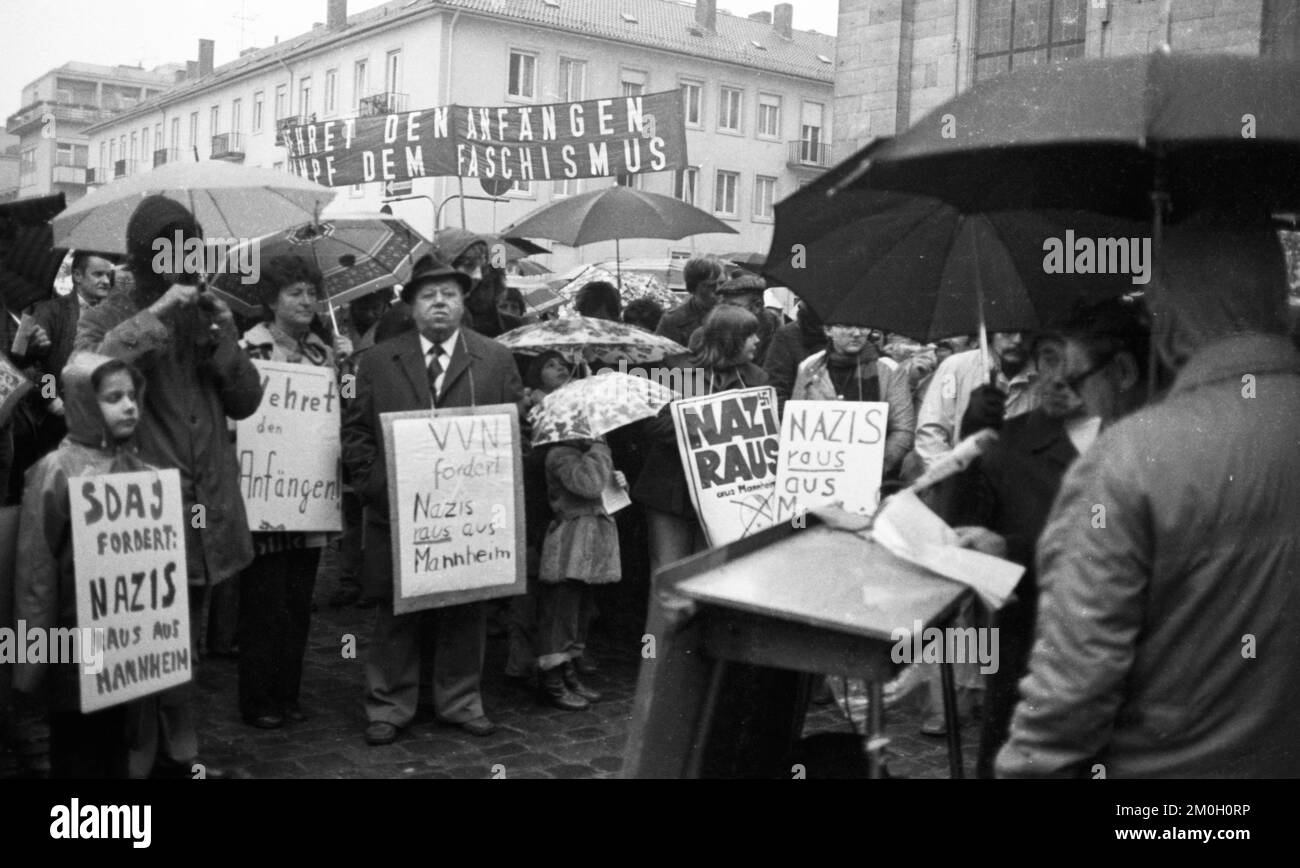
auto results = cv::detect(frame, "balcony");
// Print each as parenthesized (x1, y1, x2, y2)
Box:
(86, 167, 103, 186)
(114, 159, 137, 179)
(358, 92, 409, 118)
(788, 139, 832, 171)
(210, 133, 246, 162)
(51, 164, 88, 186)
(6, 100, 112, 135)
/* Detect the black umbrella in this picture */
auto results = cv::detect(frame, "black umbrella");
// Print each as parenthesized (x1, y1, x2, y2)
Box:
(0, 194, 67, 311)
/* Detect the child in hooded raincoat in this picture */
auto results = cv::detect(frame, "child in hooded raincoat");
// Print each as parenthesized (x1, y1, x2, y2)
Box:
(13, 352, 152, 778)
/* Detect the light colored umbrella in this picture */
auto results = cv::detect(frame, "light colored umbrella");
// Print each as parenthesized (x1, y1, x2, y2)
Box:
(497, 314, 686, 365)
(557, 265, 679, 314)
(499, 185, 737, 287)
(529, 372, 677, 446)
(52, 161, 337, 254)
(209, 214, 432, 318)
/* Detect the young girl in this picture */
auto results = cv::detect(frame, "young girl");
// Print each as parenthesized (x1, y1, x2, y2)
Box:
(14, 352, 151, 777)
(535, 436, 625, 710)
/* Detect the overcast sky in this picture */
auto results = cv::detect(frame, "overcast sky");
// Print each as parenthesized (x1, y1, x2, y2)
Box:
(0, 0, 839, 118)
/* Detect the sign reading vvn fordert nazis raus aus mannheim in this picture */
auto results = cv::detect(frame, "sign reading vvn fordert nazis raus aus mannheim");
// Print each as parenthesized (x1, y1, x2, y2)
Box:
(279, 90, 687, 187)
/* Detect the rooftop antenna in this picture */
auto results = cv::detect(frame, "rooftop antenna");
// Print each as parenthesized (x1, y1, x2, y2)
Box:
(231, 0, 259, 54)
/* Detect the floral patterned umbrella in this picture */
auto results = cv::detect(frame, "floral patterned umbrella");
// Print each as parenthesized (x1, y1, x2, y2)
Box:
(529, 372, 677, 446)
(555, 264, 680, 315)
(497, 314, 686, 365)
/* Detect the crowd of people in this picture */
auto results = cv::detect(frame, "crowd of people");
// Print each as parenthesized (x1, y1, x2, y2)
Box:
(2, 194, 1299, 779)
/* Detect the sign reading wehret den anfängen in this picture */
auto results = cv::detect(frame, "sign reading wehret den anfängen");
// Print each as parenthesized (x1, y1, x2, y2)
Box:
(280, 90, 687, 186)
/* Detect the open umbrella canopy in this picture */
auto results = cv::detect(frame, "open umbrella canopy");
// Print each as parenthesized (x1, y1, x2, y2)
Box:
(0, 193, 68, 311)
(854, 52, 1300, 221)
(210, 214, 432, 317)
(52, 161, 338, 255)
(499, 185, 737, 247)
(765, 145, 1149, 340)
(556, 264, 680, 314)
(498, 314, 686, 365)
(529, 371, 677, 446)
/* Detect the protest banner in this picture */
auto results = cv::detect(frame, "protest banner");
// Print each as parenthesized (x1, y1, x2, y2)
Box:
(70, 468, 190, 713)
(382, 405, 525, 614)
(279, 90, 687, 187)
(774, 400, 889, 522)
(671, 386, 780, 547)
(236, 360, 343, 532)
(0, 352, 32, 428)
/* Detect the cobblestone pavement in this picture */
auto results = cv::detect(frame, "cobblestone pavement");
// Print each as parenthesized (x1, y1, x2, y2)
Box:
(2, 590, 980, 780)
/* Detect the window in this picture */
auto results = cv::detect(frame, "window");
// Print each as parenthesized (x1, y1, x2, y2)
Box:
(275, 85, 287, 121)
(19, 147, 35, 179)
(99, 141, 106, 172)
(975, 0, 1086, 81)
(508, 50, 537, 99)
(299, 77, 312, 117)
(325, 69, 338, 114)
(754, 176, 777, 220)
(141, 126, 150, 156)
(56, 142, 89, 168)
(130, 132, 137, 162)
(616, 172, 643, 190)
(232, 98, 242, 132)
(511, 178, 533, 196)
(674, 166, 699, 205)
(109, 139, 117, 165)
(386, 50, 402, 94)
(559, 58, 586, 102)
(349, 182, 365, 198)
(155, 123, 162, 149)
(188, 113, 198, 150)
(758, 93, 781, 139)
(273, 161, 285, 172)
(171, 117, 181, 148)
(353, 60, 369, 109)
(210, 105, 220, 135)
(621, 69, 646, 97)
(555, 177, 581, 197)
(680, 80, 702, 127)
(719, 87, 742, 132)
(253, 91, 265, 132)
(714, 170, 739, 216)
(800, 102, 825, 163)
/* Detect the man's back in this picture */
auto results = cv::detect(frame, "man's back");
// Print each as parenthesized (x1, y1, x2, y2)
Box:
(999, 334, 1300, 778)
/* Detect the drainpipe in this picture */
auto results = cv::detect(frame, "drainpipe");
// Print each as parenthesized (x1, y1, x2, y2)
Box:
(442, 10, 464, 229)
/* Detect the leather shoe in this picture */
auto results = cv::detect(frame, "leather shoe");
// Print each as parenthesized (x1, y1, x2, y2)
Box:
(458, 716, 498, 737)
(244, 713, 284, 730)
(563, 662, 602, 703)
(540, 667, 589, 711)
(365, 722, 399, 745)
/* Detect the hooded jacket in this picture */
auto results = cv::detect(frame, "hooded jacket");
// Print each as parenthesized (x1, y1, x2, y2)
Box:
(13, 352, 154, 708)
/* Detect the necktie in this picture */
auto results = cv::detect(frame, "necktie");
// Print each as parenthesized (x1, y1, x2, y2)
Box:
(427, 346, 444, 406)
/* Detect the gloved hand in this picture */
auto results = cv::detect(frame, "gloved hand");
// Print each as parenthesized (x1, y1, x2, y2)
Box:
(960, 384, 1006, 435)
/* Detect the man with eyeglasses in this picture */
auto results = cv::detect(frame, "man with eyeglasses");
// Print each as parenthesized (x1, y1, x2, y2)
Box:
(998, 220, 1300, 778)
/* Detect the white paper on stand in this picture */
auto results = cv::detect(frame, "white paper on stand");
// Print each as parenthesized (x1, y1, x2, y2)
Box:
(870, 490, 1023, 609)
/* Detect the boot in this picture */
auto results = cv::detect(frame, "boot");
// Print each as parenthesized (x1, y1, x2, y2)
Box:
(563, 661, 602, 703)
(539, 666, 588, 711)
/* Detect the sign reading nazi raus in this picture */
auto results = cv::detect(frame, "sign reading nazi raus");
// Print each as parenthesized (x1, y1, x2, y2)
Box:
(280, 90, 687, 187)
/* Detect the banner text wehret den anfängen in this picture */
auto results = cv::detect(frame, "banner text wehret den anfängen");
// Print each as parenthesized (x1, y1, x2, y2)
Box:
(281, 90, 687, 187)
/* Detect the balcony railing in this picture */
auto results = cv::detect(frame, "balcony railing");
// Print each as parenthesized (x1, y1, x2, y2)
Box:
(276, 115, 312, 147)
(6, 100, 112, 134)
(788, 139, 831, 169)
(114, 159, 137, 179)
(210, 132, 245, 161)
(51, 165, 87, 185)
(358, 92, 409, 117)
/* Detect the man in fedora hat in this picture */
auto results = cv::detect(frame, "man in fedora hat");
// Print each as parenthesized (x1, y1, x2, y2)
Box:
(342, 254, 525, 745)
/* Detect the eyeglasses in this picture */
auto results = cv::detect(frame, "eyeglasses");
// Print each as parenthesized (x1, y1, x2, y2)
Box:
(1062, 351, 1117, 393)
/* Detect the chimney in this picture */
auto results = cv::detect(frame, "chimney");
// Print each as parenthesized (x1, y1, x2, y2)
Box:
(187, 60, 199, 80)
(198, 39, 214, 77)
(774, 3, 793, 40)
(175, 69, 188, 84)
(749, 11, 772, 24)
(695, 0, 716, 34)
(328, 0, 348, 30)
